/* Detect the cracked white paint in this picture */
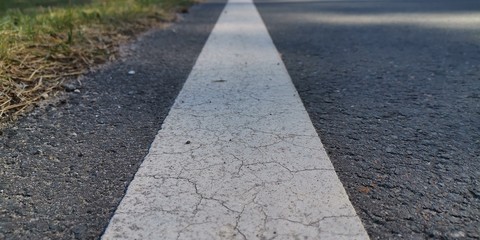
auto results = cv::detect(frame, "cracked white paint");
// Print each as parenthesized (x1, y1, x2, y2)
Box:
(102, 0, 369, 239)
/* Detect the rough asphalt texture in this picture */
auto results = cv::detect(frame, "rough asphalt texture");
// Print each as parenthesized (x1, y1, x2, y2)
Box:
(256, 0, 480, 239)
(1, 0, 479, 239)
(0, 1, 225, 239)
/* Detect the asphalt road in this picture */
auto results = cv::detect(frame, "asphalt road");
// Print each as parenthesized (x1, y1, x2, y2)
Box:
(0, 1, 225, 239)
(255, 0, 480, 239)
(1, 0, 479, 239)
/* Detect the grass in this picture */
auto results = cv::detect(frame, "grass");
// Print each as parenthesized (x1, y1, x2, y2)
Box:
(0, 0, 192, 123)
(0, 0, 93, 13)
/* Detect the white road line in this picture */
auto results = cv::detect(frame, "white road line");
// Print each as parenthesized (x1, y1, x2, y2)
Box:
(102, 0, 369, 239)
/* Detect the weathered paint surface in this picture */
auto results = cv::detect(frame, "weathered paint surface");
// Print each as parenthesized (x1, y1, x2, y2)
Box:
(102, 0, 369, 239)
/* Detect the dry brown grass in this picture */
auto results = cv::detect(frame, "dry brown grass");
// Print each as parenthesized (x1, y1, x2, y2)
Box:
(0, 0, 191, 123)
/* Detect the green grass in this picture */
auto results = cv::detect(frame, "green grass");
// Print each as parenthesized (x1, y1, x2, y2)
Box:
(0, 0, 93, 14)
(0, 0, 193, 122)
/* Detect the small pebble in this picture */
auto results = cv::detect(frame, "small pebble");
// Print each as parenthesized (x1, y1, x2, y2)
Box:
(450, 231, 465, 238)
(62, 83, 76, 92)
(74, 89, 81, 93)
(128, 70, 136, 75)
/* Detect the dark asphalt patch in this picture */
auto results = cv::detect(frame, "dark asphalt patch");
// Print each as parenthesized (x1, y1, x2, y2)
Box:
(0, 1, 226, 239)
(256, 0, 480, 239)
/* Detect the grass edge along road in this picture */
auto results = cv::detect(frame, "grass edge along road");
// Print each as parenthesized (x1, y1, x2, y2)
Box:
(0, 0, 193, 124)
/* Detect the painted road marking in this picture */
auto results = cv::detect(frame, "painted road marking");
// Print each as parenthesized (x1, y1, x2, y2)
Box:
(102, 0, 369, 239)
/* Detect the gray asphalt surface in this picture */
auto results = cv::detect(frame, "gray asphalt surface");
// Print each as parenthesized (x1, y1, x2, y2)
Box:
(1, 0, 479, 239)
(0, 1, 225, 239)
(255, 0, 480, 239)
